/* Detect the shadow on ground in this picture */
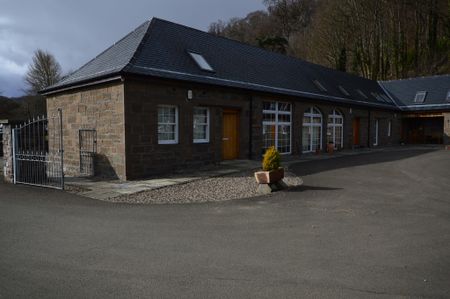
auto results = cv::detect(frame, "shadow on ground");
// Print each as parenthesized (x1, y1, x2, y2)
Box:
(289, 148, 437, 176)
(287, 184, 343, 193)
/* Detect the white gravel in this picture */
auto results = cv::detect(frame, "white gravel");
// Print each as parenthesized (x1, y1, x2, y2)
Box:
(109, 170, 302, 204)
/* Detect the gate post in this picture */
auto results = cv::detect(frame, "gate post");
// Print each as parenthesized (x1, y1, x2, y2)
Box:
(12, 127, 17, 184)
(58, 108, 64, 189)
(2, 123, 14, 183)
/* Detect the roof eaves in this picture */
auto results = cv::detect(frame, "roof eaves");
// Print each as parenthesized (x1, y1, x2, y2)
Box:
(122, 19, 154, 73)
(125, 65, 398, 110)
(398, 103, 450, 111)
(40, 75, 124, 96)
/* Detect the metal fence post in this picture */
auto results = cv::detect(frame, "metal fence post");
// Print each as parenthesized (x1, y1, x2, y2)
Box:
(12, 127, 17, 184)
(58, 108, 64, 190)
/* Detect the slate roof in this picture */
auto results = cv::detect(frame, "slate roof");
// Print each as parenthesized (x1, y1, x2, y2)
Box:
(379, 75, 450, 111)
(46, 21, 151, 90)
(42, 18, 424, 110)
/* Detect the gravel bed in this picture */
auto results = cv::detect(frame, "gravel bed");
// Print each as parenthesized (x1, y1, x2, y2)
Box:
(64, 184, 90, 194)
(109, 170, 302, 204)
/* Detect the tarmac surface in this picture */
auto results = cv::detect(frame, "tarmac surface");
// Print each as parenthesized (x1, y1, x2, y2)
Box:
(1, 148, 449, 298)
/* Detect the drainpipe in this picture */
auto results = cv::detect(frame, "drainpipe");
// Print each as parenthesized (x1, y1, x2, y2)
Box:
(248, 94, 253, 160)
(367, 109, 371, 148)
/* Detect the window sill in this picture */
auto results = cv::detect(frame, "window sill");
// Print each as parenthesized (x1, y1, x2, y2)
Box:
(158, 141, 178, 145)
(194, 140, 209, 144)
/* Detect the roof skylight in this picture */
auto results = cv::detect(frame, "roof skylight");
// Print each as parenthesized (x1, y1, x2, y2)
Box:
(313, 80, 327, 92)
(338, 85, 350, 96)
(356, 89, 368, 99)
(371, 92, 383, 102)
(188, 52, 214, 72)
(380, 94, 393, 103)
(414, 91, 427, 103)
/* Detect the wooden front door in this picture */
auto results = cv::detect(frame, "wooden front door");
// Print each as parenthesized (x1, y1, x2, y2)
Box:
(352, 118, 360, 146)
(222, 109, 239, 160)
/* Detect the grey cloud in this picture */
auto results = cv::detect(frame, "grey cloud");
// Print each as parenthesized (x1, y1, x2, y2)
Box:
(0, 0, 264, 97)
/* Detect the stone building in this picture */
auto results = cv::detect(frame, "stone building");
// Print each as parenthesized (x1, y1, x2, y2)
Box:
(41, 18, 449, 181)
(380, 76, 450, 145)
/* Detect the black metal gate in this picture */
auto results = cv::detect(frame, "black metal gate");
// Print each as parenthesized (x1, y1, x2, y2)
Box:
(79, 129, 96, 177)
(12, 109, 64, 189)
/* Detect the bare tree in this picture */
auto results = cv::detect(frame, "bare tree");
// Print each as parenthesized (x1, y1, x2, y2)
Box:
(209, 11, 278, 47)
(209, 0, 449, 79)
(264, 0, 316, 40)
(310, 0, 449, 79)
(25, 49, 62, 95)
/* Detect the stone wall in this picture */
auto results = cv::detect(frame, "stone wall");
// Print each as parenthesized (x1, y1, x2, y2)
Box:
(444, 113, 450, 145)
(46, 82, 126, 180)
(123, 76, 401, 179)
(45, 75, 403, 181)
(2, 124, 13, 183)
(251, 96, 400, 155)
(371, 110, 402, 147)
(124, 78, 251, 179)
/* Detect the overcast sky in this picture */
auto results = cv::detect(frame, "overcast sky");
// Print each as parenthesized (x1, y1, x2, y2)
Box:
(0, 0, 265, 97)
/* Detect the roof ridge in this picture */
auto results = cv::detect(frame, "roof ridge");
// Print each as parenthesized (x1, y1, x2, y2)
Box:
(377, 81, 401, 108)
(58, 20, 151, 85)
(379, 73, 450, 83)
(122, 19, 154, 71)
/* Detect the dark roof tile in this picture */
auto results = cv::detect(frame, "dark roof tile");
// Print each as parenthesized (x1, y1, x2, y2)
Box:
(379, 75, 450, 110)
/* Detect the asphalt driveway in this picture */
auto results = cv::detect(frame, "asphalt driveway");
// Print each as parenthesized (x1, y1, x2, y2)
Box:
(1, 148, 449, 298)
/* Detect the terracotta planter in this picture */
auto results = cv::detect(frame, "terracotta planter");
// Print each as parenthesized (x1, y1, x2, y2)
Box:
(254, 168, 285, 184)
(327, 143, 334, 154)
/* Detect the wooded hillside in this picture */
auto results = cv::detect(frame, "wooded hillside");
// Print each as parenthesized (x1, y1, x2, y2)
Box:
(209, 0, 450, 80)
(0, 95, 46, 121)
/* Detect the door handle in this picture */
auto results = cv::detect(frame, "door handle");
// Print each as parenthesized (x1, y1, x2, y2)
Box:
(222, 138, 229, 141)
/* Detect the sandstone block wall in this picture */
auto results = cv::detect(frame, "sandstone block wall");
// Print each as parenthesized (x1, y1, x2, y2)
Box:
(46, 82, 126, 180)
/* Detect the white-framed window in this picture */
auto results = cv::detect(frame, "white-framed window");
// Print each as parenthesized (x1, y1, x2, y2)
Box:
(302, 107, 323, 153)
(388, 120, 392, 137)
(193, 107, 209, 143)
(327, 109, 344, 149)
(374, 119, 379, 146)
(158, 105, 178, 144)
(262, 101, 292, 154)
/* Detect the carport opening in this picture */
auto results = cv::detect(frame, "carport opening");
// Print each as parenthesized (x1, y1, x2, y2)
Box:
(402, 117, 444, 144)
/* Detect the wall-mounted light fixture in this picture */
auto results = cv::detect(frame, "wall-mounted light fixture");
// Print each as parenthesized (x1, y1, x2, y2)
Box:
(186, 89, 193, 102)
(349, 108, 352, 114)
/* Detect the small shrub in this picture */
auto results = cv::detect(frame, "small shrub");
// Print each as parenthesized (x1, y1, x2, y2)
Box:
(262, 146, 281, 171)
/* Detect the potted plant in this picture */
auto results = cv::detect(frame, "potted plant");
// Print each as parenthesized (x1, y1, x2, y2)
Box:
(254, 146, 284, 184)
(327, 141, 334, 154)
